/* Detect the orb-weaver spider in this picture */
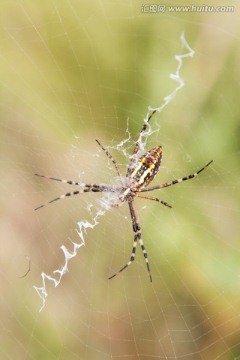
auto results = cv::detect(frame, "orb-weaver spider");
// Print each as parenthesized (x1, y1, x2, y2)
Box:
(35, 109, 212, 282)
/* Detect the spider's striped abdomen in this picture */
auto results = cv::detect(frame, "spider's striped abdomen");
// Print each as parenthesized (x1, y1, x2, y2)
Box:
(131, 146, 163, 189)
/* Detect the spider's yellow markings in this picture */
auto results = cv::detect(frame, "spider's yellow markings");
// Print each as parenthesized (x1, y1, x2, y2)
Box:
(139, 164, 155, 185)
(130, 162, 144, 179)
(141, 158, 154, 169)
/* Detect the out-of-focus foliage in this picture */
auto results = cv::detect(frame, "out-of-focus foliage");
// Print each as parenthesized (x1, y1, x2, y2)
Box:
(1, 1, 240, 359)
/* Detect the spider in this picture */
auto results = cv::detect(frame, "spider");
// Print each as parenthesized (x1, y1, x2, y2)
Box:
(35, 109, 213, 282)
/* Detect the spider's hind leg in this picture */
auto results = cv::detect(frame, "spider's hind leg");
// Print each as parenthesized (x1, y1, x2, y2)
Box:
(108, 235, 138, 280)
(96, 139, 122, 178)
(108, 231, 152, 282)
(108, 200, 152, 282)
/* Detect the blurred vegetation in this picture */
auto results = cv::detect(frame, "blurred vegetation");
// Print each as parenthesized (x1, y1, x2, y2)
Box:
(1, 1, 240, 359)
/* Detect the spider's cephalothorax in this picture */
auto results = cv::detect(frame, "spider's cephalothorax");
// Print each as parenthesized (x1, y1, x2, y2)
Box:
(35, 111, 213, 282)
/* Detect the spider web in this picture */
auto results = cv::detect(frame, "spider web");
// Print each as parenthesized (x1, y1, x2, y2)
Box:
(33, 32, 194, 311)
(1, 2, 240, 360)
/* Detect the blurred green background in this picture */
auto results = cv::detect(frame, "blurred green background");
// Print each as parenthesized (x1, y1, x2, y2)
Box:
(1, 1, 240, 359)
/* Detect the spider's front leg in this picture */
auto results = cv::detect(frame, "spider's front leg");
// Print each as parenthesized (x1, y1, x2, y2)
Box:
(34, 174, 114, 210)
(108, 199, 152, 282)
